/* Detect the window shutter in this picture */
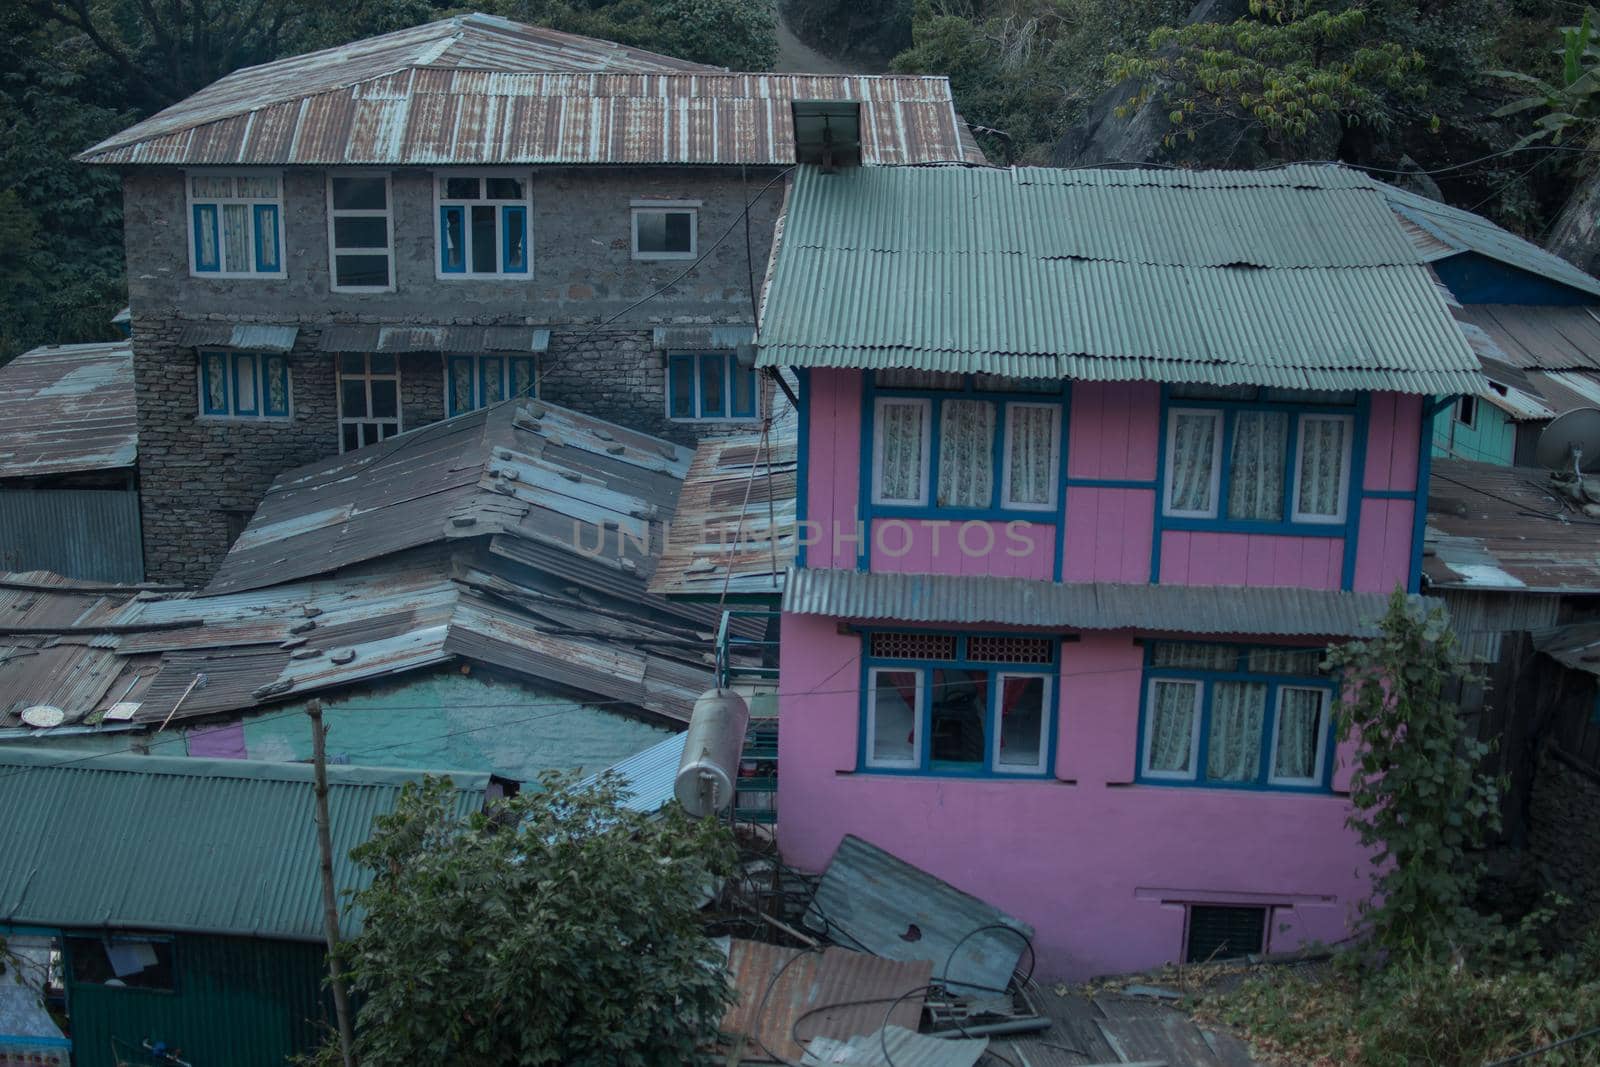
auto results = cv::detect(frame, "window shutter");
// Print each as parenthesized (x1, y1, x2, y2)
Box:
(1185, 905, 1267, 963)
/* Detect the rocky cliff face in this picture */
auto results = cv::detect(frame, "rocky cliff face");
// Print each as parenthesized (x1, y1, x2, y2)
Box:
(1549, 168, 1600, 278)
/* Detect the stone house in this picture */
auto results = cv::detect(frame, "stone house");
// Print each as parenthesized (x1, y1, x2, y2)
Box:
(77, 13, 977, 582)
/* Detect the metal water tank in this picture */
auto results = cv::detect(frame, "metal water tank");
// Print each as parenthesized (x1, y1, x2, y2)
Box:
(674, 688, 751, 816)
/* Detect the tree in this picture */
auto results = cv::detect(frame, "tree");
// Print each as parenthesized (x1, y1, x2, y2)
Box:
(320, 773, 737, 1066)
(1496, 8, 1600, 147)
(1323, 589, 1502, 960)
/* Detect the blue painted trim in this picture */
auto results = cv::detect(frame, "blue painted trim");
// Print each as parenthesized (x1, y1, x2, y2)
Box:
(252, 203, 280, 272)
(502, 204, 528, 273)
(1132, 639, 1339, 793)
(1066, 477, 1159, 490)
(480, 355, 505, 405)
(199, 350, 229, 415)
(510, 356, 536, 400)
(1053, 400, 1071, 583)
(1362, 488, 1415, 500)
(857, 628, 1061, 779)
(856, 381, 873, 571)
(262, 354, 290, 417)
(1339, 395, 1371, 591)
(731, 361, 758, 418)
(231, 353, 260, 415)
(192, 203, 219, 272)
(796, 367, 811, 569)
(1409, 395, 1435, 594)
(446, 355, 473, 415)
(1149, 395, 1168, 582)
(667, 354, 695, 419)
(440, 205, 465, 273)
(699, 353, 727, 417)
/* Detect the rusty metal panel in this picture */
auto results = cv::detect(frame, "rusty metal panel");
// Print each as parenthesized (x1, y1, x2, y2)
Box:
(0, 342, 135, 478)
(175, 323, 298, 352)
(0, 489, 143, 583)
(1426, 458, 1600, 593)
(1454, 305, 1600, 372)
(720, 940, 932, 1063)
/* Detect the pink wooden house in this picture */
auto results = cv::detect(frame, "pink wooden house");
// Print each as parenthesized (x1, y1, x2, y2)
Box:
(754, 165, 1483, 979)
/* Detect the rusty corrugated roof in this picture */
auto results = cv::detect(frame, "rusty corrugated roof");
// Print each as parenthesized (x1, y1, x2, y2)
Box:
(1426, 458, 1600, 593)
(78, 15, 974, 167)
(1453, 305, 1600, 372)
(0, 342, 135, 478)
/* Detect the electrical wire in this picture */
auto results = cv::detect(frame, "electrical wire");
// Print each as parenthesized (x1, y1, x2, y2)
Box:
(1482, 1024, 1600, 1066)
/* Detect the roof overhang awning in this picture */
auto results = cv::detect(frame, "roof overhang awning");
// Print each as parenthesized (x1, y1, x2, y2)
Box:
(783, 567, 1434, 638)
(652, 326, 755, 352)
(177, 323, 299, 353)
(319, 325, 550, 354)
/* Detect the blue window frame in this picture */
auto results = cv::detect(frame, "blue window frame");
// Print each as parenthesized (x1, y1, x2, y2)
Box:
(1159, 386, 1360, 531)
(861, 630, 1057, 777)
(446, 355, 537, 417)
(866, 371, 1066, 517)
(436, 174, 530, 277)
(198, 349, 290, 419)
(187, 173, 283, 276)
(667, 352, 757, 421)
(1137, 641, 1337, 792)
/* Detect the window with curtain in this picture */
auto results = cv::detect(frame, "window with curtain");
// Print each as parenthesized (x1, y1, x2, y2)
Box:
(1141, 641, 1335, 790)
(189, 172, 282, 276)
(437, 174, 530, 276)
(862, 632, 1056, 776)
(1163, 398, 1355, 528)
(667, 352, 758, 421)
(445, 355, 537, 417)
(197, 349, 290, 419)
(871, 374, 1065, 513)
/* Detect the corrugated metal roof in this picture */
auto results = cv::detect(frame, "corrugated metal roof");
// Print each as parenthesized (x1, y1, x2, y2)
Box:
(175, 323, 299, 353)
(652, 428, 796, 599)
(1532, 621, 1600, 677)
(318, 324, 548, 353)
(719, 939, 932, 1063)
(78, 16, 974, 167)
(1453, 305, 1600, 371)
(1382, 184, 1600, 299)
(577, 730, 685, 811)
(804, 834, 1032, 995)
(755, 166, 1482, 395)
(652, 325, 755, 350)
(0, 746, 486, 940)
(1524, 369, 1600, 415)
(783, 568, 1426, 637)
(0, 342, 135, 478)
(1426, 458, 1600, 593)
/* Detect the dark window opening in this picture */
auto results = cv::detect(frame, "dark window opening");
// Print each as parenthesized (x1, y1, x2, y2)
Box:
(67, 937, 176, 991)
(1185, 905, 1267, 963)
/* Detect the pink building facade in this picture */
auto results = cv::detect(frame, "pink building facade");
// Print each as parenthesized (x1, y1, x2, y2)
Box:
(775, 369, 1432, 979)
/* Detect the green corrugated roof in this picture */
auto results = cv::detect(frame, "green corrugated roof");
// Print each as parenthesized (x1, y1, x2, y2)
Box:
(756, 165, 1484, 395)
(1381, 183, 1600, 300)
(0, 749, 488, 941)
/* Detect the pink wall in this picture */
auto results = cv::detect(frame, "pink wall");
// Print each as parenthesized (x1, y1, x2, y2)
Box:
(805, 369, 863, 570)
(869, 519, 1055, 580)
(1350, 393, 1423, 595)
(776, 614, 1370, 980)
(1159, 531, 1343, 589)
(1067, 382, 1161, 481)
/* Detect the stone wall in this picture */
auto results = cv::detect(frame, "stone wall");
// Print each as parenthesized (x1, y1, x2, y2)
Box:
(1529, 753, 1600, 936)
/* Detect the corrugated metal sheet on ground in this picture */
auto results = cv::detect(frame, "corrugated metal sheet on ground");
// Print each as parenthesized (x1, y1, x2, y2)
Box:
(799, 1026, 986, 1066)
(1426, 458, 1600, 593)
(79, 15, 974, 167)
(0, 747, 486, 939)
(318, 324, 548, 353)
(1453, 305, 1600, 372)
(0, 489, 143, 583)
(804, 834, 1032, 995)
(720, 939, 932, 1063)
(784, 568, 1425, 637)
(0, 342, 134, 478)
(174, 323, 299, 353)
(755, 166, 1481, 395)
(1382, 184, 1600, 299)
(577, 730, 685, 811)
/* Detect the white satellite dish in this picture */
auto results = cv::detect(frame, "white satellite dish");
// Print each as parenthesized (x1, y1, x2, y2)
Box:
(20, 705, 66, 729)
(1535, 408, 1600, 473)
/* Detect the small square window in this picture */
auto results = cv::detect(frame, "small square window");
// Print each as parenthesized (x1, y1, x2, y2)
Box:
(67, 937, 175, 991)
(1185, 905, 1266, 963)
(1455, 394, 1478, 429)
(633, 202, 699, 260)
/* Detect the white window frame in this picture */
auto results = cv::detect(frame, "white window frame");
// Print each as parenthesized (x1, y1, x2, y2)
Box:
(337, 353, 403, 453)
(433, 171, 533, 280)
(1000, 401, 1062, 511)
(1267, 685, 1332, 787)
(184, 169, 286, 279)
(630, 199, 700, 261)
(1290, 413, 1355, 525)
(1454, 394, 1477, 429)
(865, 667, 923, 770)
(1162, 407, 1224, 519)
(195, 348, 293, 421)
(327, 172, 395, 293)
(871, 396, 933, 507)
(991, 672, 1051, 775)
(1141, 677, 1203, 781)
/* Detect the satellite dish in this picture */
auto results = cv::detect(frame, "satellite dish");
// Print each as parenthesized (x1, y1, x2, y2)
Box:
(20, 705, 66, 729)
(1535, 408, 1600, 473)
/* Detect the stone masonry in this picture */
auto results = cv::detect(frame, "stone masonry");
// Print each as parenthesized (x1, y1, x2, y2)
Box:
(124, 165, 782, 582)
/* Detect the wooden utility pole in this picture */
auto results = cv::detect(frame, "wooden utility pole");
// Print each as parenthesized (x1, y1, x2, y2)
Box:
(309, 699, 357, 1067)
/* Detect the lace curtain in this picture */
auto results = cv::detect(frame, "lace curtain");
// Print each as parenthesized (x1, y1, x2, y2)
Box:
(1167, 412, 1218, 513)
(1206, 682, 1266, 782)
(1274, 687, 1325, 779)
(878, 401, 927, 502)
(1297, 417, 1348, 517)
(1007, 406, 1056, 506)
(1227, 411, 1287, 520)
(1147, 681, 1198, 774)
(937, 400, 995, 508)
(222, 204, 250, 273)
(870, 670, 918, 764)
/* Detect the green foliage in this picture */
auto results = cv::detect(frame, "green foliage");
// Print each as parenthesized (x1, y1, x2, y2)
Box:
(1106, 0, 1428, 146)
(1323, 588, 1502, 961)
(318, 773, 737, 1066)
(1495, 9, 1600, 147)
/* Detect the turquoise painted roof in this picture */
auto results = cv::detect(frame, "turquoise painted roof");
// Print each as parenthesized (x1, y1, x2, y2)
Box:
(756, 165, 1484, 395)
(0, 748, 487, 941)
